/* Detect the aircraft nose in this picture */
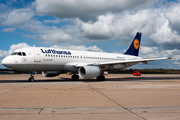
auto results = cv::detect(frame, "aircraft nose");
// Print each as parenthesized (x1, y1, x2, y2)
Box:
(2, 57, 7, 66)
(2, 56, 11, 68)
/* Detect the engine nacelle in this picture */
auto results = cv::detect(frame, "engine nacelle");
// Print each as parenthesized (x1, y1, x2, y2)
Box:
(42, 71, 60, 77)
(78, 66, 100, 79)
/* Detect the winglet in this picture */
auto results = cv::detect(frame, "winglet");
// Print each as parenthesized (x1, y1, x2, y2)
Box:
(124, 32, 142, 56)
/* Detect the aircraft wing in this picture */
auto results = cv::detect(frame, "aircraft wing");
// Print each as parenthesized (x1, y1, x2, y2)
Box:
(74, 57, 172, 67)
(97, 57, 172, 66)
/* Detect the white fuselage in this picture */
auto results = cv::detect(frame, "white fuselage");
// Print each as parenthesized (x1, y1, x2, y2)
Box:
(2, 33, 170, 81)
(2, 47, 142, 72)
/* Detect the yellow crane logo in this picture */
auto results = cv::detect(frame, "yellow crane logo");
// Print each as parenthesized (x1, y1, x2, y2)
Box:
(133, 39, 139, 50)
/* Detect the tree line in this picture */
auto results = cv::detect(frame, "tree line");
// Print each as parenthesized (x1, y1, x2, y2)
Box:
(114, 69, 180, 74)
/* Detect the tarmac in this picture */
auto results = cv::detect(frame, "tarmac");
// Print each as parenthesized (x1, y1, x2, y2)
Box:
(0, 74, 180, 120)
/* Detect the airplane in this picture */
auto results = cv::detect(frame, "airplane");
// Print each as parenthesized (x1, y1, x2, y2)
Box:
(2, 32, 172, 82)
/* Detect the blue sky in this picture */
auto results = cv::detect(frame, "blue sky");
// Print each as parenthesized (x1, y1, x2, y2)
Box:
(0, 0, 180, 69)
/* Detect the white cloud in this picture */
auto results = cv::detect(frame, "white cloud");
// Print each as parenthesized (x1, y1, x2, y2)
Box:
(0, 50, 9, 58)
(140, 46, 180, 58)
(51, 45, 103, 52)
(2, 27, 16, 32)
(10, 43, 30, 51)
(0, 4, 11, 22)
(34, 0, 149, 22)
(165, 4, 180, 34)
(43, 19, 60, 24)
(80, 14, 114, 40)
(23, 26, 73, 44)
(1, 0, 180, 50)
(74, 8, 164, 45)
(140, 46, 156, 55)
(74, 3, 180, 49)
(2, 8, 34, 26)
(130, 46, 180, 69)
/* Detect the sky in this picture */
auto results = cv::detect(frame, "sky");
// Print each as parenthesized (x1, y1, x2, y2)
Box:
(0, 0, 180, 69)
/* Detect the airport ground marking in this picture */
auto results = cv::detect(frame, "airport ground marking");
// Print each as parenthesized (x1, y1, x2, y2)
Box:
(87, 83, 146, 120)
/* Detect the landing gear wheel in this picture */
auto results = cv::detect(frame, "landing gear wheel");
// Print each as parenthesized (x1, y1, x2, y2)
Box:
(28, 72, 35, 82)
(96, 75, 105, 81)
(28, 77, 35, 82)
(72, 75, 79, 81)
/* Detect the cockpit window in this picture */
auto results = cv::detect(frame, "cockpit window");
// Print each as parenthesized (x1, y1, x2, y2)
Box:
(22, 52, 26, 56)
(17, 52, 22, 56)
(11, 52, 26, 56)
(11, 52, 17, 55)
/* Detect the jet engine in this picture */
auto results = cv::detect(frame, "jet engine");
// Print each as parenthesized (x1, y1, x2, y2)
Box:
(42, 71, 60, 77)
(78, 66, 100, 79)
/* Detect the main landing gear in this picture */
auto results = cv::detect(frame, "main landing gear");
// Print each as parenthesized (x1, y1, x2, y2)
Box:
(96, 75, 105, 81)
(28, 72, 35, 82)
(71, 74, 105, 81)
(71, 73, 79, 81)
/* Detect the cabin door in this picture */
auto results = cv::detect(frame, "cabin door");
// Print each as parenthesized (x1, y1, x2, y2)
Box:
(34, 48, 41, 62)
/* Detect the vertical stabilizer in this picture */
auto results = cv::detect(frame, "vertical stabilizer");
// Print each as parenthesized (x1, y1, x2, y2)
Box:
(124, 32, 142, 56)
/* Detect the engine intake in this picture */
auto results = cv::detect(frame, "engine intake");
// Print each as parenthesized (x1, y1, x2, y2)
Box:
(78, 66, 100, 79)
(42, 71, 60, 77)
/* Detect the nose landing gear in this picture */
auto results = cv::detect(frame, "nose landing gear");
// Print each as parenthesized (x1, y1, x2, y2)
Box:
(28, 72, 35, 82)
(96, 75, 105, 81)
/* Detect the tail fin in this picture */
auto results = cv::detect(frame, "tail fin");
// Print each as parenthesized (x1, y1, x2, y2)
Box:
(124, 32, 142, 56)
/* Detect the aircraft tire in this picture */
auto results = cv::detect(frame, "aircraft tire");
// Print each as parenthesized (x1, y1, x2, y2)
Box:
(72, 75, 79, 81)
(97, 75, 105, 81)
(28, 77, 35, 82)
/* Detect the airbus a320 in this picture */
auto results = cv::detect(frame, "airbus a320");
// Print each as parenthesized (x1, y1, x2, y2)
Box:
(2, 32, 172, 82)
